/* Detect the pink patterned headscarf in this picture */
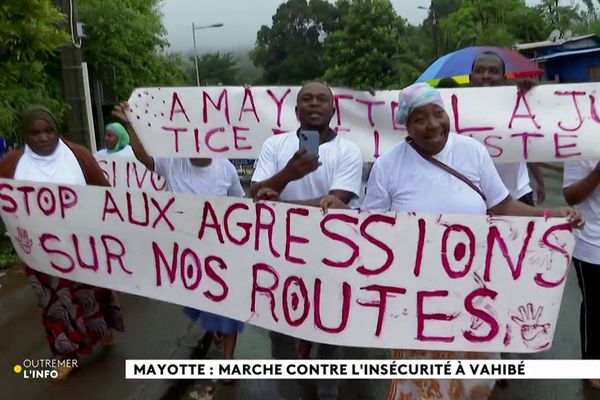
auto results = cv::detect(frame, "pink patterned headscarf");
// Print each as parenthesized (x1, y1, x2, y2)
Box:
(395, 82, 445, 126)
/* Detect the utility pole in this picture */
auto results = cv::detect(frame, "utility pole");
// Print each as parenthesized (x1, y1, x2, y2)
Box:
(418, 6, 440, 58)
(431, 9, 440, 58)
(192, 22, 224, 86)
(54, 0, 90, 147)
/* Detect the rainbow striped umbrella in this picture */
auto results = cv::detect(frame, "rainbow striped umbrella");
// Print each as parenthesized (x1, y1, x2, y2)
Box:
(416, 46, 542, 86)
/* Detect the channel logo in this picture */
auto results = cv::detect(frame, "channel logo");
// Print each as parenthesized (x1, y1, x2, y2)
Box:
(13, 359, 78, 379)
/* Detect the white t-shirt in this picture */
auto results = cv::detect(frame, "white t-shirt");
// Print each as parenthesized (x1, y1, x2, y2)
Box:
(495, 162, 532, 200)
(95, 145, 135, 158)
(362, 133, 509, 215)
(563, 160, 600, 264)
(154, 157, 244, 197)
(251, 131, 363, 201)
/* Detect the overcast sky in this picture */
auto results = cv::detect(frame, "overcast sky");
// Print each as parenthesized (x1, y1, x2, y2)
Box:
(161, 0, 582, 52)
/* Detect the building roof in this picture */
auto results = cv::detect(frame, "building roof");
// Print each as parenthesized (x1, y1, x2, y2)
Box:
(515, 34, 597, 51)
(532, 47, 600, 61)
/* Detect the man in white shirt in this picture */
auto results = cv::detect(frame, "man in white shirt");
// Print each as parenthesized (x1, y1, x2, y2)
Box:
(250, 83, 362, 206)
(251, 81, 363, 400)
(470, 51, 546, 206)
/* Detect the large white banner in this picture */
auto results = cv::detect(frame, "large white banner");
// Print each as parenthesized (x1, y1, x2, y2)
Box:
(0, 179, 574, 352)
(127, 84, 600, 162)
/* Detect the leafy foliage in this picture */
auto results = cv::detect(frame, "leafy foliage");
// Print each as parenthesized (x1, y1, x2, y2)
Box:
(0, 234, 19, 270)
(250, 0, 347, 84)
(322, 0, 416, 89)
(185, 52, 241, 85)
(0, 0, 67, 141)
(78, 0, 185, 99)
(440, 0, 550, 51)
(0, 0, 187, 139)
(536, 0, 582, 34)
(251, 0, 579, 87)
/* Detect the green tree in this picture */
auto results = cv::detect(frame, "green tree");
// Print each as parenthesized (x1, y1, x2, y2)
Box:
(440, 0, 548, 51)
(250, 0, 347, 84)
(322, 0, 417, 88)
(536, 0, 581, 33)
(419, 0, 461, 59)
(0, 0, 67, 140)
(581, 0, 596, 20)
(79, 0, 185, 100)
(185, 52, 241, 85)
(431, 0, 461, 18)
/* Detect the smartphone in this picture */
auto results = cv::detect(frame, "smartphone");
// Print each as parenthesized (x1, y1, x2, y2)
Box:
(298, 130, 320, 156)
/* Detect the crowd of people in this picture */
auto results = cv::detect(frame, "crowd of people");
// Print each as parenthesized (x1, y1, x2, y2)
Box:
(1, 51, 598, 399)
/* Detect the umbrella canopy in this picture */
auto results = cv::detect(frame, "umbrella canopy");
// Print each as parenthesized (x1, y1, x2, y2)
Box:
(416, 46, 542, 86)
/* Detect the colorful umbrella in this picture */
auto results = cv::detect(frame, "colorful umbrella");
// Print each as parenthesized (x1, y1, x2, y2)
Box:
(415, 46, 542, 86)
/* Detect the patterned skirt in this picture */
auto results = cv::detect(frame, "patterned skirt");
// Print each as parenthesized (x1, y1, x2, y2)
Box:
(25, 266, 125, 360)
(386, 350, 497, 400)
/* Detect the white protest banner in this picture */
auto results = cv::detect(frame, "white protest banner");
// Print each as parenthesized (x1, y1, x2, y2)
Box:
(95, 157, 166, 192)
(127, 84, 600, 162)
(0, 179, 573, 352)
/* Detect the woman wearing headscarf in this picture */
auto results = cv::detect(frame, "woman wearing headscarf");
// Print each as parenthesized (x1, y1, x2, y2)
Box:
(322, 83, 583, 399)
(0, 106, 125, 380)
(95, 122, 134, 158)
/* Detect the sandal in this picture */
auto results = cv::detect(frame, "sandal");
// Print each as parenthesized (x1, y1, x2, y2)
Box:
(52, 365, 75, 381)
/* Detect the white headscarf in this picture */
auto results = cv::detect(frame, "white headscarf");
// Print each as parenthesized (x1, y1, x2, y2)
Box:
(14, 139, 86, 185)
(395, 82, 445, 126)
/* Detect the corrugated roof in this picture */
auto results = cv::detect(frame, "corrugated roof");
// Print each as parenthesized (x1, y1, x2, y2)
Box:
(514, 34, 597, 50)
(532, 47, 600, 61)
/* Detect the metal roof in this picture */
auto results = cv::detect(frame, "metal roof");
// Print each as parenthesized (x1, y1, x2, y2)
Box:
(514, 34, 597, 50)
(532, 47, 600, 62)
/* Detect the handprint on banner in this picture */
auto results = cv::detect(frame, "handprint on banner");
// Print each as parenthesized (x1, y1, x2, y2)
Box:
(511, 303, 551, 350)
(16, 228, 33, 254)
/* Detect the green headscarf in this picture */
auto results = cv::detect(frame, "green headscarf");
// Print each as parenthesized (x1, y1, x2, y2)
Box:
(20, 105, 59, 137)
(105, 122, 130, 153)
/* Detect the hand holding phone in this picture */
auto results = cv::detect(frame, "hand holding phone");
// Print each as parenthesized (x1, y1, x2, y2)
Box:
(298, 130, 320, 156)
(284, 132, 321, 180)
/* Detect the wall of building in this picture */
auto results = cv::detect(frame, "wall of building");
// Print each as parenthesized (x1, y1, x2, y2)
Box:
(545, 53, 600, 82)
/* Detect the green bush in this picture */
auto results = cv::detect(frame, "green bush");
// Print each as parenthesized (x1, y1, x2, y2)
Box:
(0, 234, 19, 270)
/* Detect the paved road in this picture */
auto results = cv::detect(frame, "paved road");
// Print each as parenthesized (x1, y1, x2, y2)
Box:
(0, 268, 203, 400)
